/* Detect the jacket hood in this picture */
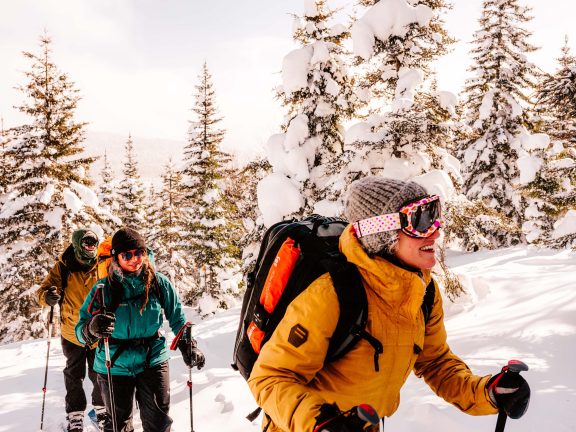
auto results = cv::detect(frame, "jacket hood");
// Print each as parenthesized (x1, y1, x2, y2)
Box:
(61, 245, 95, 272)
(339, 224, 431, 314)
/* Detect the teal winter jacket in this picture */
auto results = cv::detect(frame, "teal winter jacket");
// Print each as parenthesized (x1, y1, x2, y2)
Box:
(75, 271, 186, 376)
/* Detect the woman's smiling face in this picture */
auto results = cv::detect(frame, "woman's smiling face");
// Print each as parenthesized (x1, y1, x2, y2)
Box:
(394, 229, 440, 270)
(118, 249, 145, 273)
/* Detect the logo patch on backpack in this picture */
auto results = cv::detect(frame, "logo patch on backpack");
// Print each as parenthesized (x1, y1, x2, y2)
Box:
(288, 324, 308, 347)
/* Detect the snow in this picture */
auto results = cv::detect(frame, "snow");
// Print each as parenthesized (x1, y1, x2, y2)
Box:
(282, 46, 314, 95)
(552, 209, 576, 238)
(63, 188, 84, 214)
(517, 155, 542, 185)
(284, 114, 309, 152)
(257, 173, 303, 227)
(1, 247, 575, 431)
(71, 181, 100, 208)
(352, 0, 434, 60)
(479, 90, 494, 120)
(437, 91, 458, 116)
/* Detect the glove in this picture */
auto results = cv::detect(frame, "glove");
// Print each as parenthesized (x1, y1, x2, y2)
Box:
(44, 286, 61, 306)
(314, 403, 378, 432)
(87, 313, 116, 339)
(487, 368, 530, 419)
(178, 337, 205, 369)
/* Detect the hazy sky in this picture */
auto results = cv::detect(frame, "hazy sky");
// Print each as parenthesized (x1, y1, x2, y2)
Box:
(1, 0, 574, 161)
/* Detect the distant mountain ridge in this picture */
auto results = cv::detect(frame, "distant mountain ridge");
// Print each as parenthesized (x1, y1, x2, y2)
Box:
(82, 130, 186, 187)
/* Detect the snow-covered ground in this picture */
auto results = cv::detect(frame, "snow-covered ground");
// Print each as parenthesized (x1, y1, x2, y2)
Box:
(1, 246, 574, 431)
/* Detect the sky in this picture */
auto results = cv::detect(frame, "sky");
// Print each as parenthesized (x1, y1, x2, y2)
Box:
(1, 0, 575, 165)
(0, 245, 574, 431)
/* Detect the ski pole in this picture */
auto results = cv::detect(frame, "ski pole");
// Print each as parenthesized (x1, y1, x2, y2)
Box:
(494, 360, 529, 432)
(40, 305, 54, 430)
(185, 323, 194, 432)
(99, 283, 118, 432)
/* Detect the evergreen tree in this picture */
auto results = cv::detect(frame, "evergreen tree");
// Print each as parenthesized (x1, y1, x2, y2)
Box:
(458, 0, 539, 246)
(258, 0, 360, 221)
(0, 35, 107, 342)
(347, 0, 456, 171)
(225, 158, 271, 274)
(115, 134, 147, 231)
(98, 150, 116, 212)
(519, 38, 576, 247)
(0, 117, 10, 200)
(352, 0, 455, 110)
(153, 160, 197, 298)
(180, 63, 241, 313)
(97, 149, 121, 235)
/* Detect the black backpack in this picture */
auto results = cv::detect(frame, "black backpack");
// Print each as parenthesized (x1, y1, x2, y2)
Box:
(231, 215, 436, 385)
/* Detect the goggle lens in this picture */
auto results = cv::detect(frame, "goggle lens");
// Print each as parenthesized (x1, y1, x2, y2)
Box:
(81, 237, 98, 247)
(400, 196, 442, 238)
(411, 200, 440, 232)
(120, 249, 145, 261)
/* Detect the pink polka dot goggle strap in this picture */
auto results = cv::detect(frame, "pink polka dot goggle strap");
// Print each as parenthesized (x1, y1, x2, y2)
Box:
(353, 195, 442, 239)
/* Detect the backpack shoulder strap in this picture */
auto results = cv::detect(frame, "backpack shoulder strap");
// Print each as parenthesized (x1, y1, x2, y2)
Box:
(153, 274, 165, 309)
(323, 259, 383, 371)
(58, 261, 70, 306)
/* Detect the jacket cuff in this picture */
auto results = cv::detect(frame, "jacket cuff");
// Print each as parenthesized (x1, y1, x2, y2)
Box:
(81, 319, 98, 346)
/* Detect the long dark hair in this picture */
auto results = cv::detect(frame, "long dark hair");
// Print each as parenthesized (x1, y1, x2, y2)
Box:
(107, 253, 156, 314)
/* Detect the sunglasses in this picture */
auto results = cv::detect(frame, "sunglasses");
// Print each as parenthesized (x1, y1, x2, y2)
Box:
(81, 237, 98, 248)
(119, 249, 146, 261)
(352, 195, 442, 239)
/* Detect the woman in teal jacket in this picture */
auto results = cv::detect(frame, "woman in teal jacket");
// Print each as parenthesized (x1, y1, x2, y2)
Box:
(76, 227, 205, 432)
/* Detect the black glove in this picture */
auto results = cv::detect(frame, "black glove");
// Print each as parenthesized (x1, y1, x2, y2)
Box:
(178, 337, 205, 369)
(487, 369, 530, 419)
(87, 313, 116, 339)
(314, 403, 378, 432)
(44, 286, 60, 306)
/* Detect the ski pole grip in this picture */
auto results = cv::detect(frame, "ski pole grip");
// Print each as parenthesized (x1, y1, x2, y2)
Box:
(357, 404, 379, 425)
(506, 359, 528, 374)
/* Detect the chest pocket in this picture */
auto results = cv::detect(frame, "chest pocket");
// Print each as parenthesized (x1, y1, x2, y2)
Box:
(114, 294, 163, 340)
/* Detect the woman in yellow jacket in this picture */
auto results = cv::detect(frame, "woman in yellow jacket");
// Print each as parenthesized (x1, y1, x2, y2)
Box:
(248, 176, 530, 432)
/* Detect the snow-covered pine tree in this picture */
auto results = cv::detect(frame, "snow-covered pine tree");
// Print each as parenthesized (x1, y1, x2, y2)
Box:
(224, 157, 271, 275)
(536, 36, 576, 140)
(519, 38, 576, 248)
(0, 35, 109, 342)
(458, 0, 539, 246)
(347, 0, 456, 178)
(352, 0, 455, 112)
(115, 134, 148, 233)
(152, 160, 197, 298)
(0, 117, 10, 200)
(97, 150, 120, 235)
(257, 0, 360, 224)
(144, 183, 162, 255)
(180, 62, 241, 314)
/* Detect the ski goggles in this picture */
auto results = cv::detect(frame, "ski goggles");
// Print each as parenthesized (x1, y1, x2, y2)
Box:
(352, 195, 442, 239)
(81, 236, 98, 248)
(119, 249, 146, 261)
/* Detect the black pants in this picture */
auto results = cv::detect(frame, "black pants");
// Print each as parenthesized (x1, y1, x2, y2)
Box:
(61, 337, 104, 414)
(97, 361, 172, 432)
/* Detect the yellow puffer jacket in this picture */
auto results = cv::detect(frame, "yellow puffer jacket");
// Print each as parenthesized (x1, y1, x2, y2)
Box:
(248, 226, 497, 432)
(37, 245, 99, 346)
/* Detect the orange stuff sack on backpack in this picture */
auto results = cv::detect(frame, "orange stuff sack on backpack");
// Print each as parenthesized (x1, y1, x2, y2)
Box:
(97, 236, 113, 279)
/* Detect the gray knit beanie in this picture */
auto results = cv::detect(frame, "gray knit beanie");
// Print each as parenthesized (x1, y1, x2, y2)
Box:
(344, 176, 428, 255)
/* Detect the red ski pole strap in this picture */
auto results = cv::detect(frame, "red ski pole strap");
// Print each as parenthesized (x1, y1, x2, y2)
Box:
(170, 322, 192, 350)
